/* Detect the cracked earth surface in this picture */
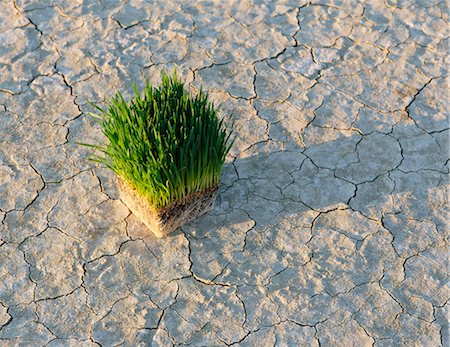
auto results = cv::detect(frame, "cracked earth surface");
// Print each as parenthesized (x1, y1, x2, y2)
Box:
(0, 0, 449, 345)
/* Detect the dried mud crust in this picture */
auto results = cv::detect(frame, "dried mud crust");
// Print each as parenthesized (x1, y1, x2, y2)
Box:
(2, 0, 449, 345)
(117, 177, 218, 238)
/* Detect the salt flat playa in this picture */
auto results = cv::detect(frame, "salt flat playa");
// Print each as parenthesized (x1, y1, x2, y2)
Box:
(0, 0, 448, 345)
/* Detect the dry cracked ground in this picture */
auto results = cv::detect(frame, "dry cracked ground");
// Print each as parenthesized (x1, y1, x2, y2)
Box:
(0, 0, 449, 346)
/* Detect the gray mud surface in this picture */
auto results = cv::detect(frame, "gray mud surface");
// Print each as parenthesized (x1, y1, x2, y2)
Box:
(0, 0, 448, 345)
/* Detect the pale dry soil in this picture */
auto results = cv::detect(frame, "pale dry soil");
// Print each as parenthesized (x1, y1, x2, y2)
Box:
(0, 0, 449, 346)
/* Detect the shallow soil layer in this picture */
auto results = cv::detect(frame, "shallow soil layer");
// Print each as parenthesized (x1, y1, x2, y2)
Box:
(117, 178, 218, 238)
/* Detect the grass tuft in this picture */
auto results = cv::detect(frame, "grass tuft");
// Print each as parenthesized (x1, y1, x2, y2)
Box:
(81, 71, 233, 209)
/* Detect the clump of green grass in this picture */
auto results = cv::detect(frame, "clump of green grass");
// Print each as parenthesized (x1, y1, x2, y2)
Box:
(83, 71, 233, 209)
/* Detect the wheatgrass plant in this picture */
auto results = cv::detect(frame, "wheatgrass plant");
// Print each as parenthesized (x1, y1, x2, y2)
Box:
(83, 71, 233, 209)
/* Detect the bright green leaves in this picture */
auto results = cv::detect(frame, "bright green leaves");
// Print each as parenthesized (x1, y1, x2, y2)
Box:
(82, 71, 234, 209)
